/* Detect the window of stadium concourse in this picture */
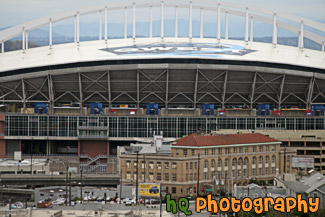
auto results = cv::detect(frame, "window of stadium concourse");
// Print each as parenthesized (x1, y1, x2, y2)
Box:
(5, 115, 325, 137)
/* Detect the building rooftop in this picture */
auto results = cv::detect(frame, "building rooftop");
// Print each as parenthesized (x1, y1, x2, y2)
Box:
(173, 133, 280, 147)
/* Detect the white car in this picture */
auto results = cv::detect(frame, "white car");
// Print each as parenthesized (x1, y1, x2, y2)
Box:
(125, 199, 136, 206)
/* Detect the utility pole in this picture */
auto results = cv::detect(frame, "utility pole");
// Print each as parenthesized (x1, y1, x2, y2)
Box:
(283, 147, 286, 174)
(143, 155, 146, 183)
(65, 167, 68, 206)
(30, 140, 33, 175)
(120, 167, 123, 203)
(197, 153, 200, 197)
(135, 151, 139, 205)
(69, 172, 72, 206)
(80, 169, 83, 204)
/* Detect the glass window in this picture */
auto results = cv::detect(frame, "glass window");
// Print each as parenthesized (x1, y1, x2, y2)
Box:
(186, 163, 188, 170)
(157, 173, 161, 181)
(172, 162, 177, 170)
(176, 149, 180, 155)
(253, 146, 256, 152)
(126, 172, 131, 179)
(265, 156, 269, 164)
(164, 173, 169, 181)
(165, 162, 169, 169)
(233, 147, 237, 154)
(259, 146, 263, 152)
(126, 161, 131, 168)
(157, 162, 161, 170)
(218, 148, 222, 155)
(211, 149, 215, 155)
(172, 187, 176, 194)
(265, 145, 269, 151)
(183, 149, 187, 156)
(239, 147, 242, 153)
(172, 174, 177, 181)
(149, 162, 154, 169)
(190, 162, 193, 169)
(218, 159, 222, 167)
(192, 149, 195, 156)
(204, 149, 208, 155)
(259, 157, 263, 164)
(272, 145, 276, 151)
(194, 162, 197, 169)
(149, 172, 154, 180)
(141, 161, 146, 169)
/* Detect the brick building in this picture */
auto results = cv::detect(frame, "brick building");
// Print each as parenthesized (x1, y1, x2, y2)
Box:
(119, 133, 283, 197)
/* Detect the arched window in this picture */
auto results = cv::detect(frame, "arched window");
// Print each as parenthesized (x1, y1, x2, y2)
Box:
(218, 159, 222, 167)
(259, 156, 263, 164)
(252, 157, 256, 165)
(244, 157, 248, 166)
(204, 160, 209, 169)
(232, 158, 237, 167)
(238, 158, 243, 166)
(211, 159, 215, 168)
(272, 155, 276, 164)
(225, 159, 229, 167)
(265, 156, 269, 164)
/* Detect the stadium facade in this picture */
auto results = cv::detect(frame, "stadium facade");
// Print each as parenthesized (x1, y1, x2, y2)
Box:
(0, 0, 325, 174)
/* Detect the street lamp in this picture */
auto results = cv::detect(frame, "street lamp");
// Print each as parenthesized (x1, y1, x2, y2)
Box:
(135, 151, 139, 206)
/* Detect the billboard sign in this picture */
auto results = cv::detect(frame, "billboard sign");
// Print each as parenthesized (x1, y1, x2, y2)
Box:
(291, 157, 314, 168)
(139, 183, 160, 197)
(101, 42, 256, 58)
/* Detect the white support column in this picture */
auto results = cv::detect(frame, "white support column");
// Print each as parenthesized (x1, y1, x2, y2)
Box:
(104, 7, 108, 41)
(200, 8, 203, 38)
(299, 20, 304, 49)
(161, 1, 164, 39)
(175, 6, 178, 38)
(124, 7, 127, 39)
(149, 5, 153, 38)
(225, 11, 228, 40)
(250, 16, 253, 42)
(133, 3, 136, 40)
(26, 31, 28, 49)
(22, 27, 25, 50)
(272, 13, 277, 45)
(189, 1, 192, 39)
(49, 18, 52, 46)
(99, 10, 102, 40)
(217, 3, 221, 41)
(76, 12, 80, 43)
(1, 41, 4, 53)
(74, 15, 77, 43)
(245, 7, 249, 42)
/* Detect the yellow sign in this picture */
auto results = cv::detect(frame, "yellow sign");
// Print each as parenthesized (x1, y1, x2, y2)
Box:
(139, 183, 160, 197)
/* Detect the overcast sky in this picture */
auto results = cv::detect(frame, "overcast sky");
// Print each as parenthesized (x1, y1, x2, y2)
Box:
(0, 0, 324, 30)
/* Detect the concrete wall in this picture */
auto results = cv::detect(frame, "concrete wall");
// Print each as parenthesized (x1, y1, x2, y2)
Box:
(79, 141, 109, 157)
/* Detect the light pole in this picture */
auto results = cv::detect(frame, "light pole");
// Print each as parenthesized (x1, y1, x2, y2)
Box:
(80, 169, 83, 204)
(120, 167, 122, 203)
(196, 153, 200, 197)
(135, 151, 139, 205)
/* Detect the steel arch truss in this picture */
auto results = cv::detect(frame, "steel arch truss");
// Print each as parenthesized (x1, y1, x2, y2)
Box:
(0, 65, 322, 111)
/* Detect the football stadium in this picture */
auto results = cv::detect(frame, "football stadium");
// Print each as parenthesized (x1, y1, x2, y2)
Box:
(0, 0, 325, 175)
